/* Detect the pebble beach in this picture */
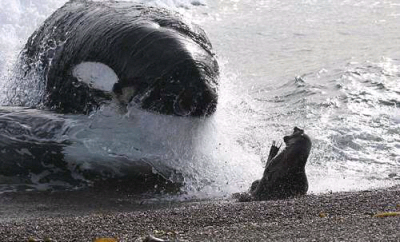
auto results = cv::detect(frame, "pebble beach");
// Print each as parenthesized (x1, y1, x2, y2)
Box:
(1, 185, 400, 241)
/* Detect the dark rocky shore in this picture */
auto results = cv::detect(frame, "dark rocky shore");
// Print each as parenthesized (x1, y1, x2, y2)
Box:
(1, 186, 400, 241)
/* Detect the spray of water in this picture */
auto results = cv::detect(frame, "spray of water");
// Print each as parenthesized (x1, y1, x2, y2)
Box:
(56, 64, 263, 198)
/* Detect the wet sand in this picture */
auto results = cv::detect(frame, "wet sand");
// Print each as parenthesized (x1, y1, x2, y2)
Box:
(1, 186, 400, 241)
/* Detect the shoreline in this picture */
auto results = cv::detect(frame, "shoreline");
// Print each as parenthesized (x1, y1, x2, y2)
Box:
(1, 186, 400, 241)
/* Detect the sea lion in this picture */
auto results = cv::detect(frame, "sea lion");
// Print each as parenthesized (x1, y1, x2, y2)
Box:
(237, 127, 312, 201)
(18, 0, 219, 116)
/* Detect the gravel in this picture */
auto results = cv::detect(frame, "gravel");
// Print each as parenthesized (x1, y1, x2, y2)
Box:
(1, 186, 400, 241)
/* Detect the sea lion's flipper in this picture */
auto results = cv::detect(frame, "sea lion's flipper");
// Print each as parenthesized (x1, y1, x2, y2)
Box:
(268, 141, 281, 162)
(250, 179, 260, 192)
(264, 141, 281, 168)
(233, 192, 253, 202)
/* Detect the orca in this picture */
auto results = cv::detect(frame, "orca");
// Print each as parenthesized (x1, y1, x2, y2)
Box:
(19, 0, 219, 116)
(0, 0, 220, 192)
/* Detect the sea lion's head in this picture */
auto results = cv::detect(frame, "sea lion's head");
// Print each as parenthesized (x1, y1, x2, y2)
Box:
(283, 127, 312, 165)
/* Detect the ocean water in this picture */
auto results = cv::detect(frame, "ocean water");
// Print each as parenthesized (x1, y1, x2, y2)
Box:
(0, 0, 399, 198)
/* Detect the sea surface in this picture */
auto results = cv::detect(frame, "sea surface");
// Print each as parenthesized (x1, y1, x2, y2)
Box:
(0, 0, 399, 198)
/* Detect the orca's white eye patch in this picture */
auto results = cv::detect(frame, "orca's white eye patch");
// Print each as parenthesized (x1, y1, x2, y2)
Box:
(72, 62, 118, 92)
